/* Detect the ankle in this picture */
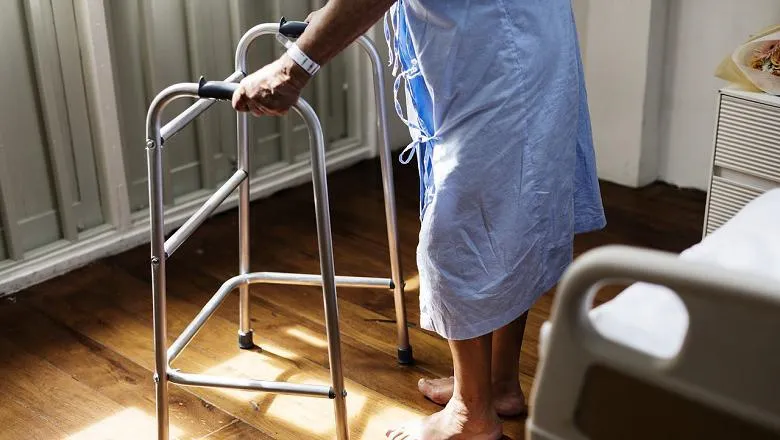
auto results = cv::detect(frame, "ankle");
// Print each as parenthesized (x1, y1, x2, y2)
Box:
(449, 392, 499, 422)
(492, 379, 522, 395)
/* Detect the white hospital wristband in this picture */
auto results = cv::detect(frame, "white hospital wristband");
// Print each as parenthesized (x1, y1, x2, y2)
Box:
(286, 43, 320, 76)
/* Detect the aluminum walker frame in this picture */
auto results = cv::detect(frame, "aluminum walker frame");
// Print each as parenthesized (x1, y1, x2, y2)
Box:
(145, 19, 413, 440)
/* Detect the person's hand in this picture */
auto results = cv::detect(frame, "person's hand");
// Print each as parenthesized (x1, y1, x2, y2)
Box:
(231, 55, 310, 116)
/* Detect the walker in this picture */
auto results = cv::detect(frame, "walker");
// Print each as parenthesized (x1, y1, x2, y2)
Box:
(144, 19, 413, 440)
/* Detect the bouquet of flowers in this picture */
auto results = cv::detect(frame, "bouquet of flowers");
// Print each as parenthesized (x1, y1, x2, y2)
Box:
(749, 40, 780, 77)
(716, 25, 780, 95)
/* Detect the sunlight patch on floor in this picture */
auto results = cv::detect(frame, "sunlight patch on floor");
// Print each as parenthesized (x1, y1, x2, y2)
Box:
(199, 350, 290, 401)
(195, 349, 373, 438)
(358, 405, 424, 440)
(169, 322, 427, 438)
(404, 274, 419, 292)
(182, 342, 434, 439)
(285, 326, 329, 349)
(65, 407, 185, 440)
(255, 341, 301, 362)
(265, 372, 367, 436)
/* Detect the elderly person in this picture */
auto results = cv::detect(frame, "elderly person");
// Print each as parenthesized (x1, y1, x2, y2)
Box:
(232, 0, 606, 438)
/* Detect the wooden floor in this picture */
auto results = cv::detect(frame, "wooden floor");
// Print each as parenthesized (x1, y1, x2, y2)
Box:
(0, 156, 706, 440)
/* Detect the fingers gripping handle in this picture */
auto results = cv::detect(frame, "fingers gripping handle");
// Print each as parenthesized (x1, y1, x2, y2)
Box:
(197, 77, 239, 101)
(279, 17, 308, 38)
(196, 15, 309, 101)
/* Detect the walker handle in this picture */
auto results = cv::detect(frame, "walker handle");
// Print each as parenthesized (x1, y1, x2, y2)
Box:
(279, 17, 308, 38)
(198, 77, 239, 101)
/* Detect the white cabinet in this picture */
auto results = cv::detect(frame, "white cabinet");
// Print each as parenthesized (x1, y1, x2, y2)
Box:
(704, 88, 780, 236)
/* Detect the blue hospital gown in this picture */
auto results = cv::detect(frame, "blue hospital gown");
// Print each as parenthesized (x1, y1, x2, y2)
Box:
(385, 0, 606, 340)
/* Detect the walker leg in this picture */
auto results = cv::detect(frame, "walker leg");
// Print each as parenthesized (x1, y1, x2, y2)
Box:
(381, 154, 414, 365)
(300, 99, 350, 439)
(237, 112, 254, 349)
(360, 37, 414, 365)
(147, 139, 170, 440)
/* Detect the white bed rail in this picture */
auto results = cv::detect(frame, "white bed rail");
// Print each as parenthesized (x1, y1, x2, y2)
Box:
(528, 245, 780, 440)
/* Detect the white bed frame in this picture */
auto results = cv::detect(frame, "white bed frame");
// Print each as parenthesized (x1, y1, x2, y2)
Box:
(527, 244, 780, 439)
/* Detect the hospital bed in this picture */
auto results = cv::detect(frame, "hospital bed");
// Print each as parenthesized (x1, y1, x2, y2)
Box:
(528, 188, 780, 440)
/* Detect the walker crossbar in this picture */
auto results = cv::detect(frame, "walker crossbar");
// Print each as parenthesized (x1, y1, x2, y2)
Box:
(243, 272, 394, 289)
(164, 169, 247, 257)
(146, 20, 413, 440)
(166, 271, 394, 365)
(168, 370, 335, 398)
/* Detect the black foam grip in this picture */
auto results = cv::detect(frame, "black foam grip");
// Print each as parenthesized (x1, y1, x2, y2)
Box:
(279, 19, 308, 38)
(198, 80, 239, 101)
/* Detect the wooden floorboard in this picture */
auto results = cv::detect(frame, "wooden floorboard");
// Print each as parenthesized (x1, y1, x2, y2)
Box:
(2, 304, 238, 438)
(0, 156, 705, 439)
(200, 420, 272, 439)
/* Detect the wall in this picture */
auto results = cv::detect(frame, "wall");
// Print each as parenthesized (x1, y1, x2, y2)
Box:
(0, 0, 389, 295)
(658, 0, 780, 189)
(575, 0, 669, 187)
(575, 0, 780, 190)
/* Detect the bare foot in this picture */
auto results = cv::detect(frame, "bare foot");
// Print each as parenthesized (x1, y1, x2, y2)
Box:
(417, 377, 454, 405)
(386, 398, 503, 440)
(418, 377, 527, 417)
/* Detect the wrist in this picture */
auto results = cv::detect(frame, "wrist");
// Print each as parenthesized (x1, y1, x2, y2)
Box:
(280, 53, 311, 88)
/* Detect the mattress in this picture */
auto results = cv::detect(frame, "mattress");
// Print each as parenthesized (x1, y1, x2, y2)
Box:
(539, 188, 780, 360)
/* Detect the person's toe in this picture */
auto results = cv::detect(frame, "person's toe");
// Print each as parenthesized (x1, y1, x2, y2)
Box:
(385, 428, 403, 440)
(386, 421, 422, 440)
